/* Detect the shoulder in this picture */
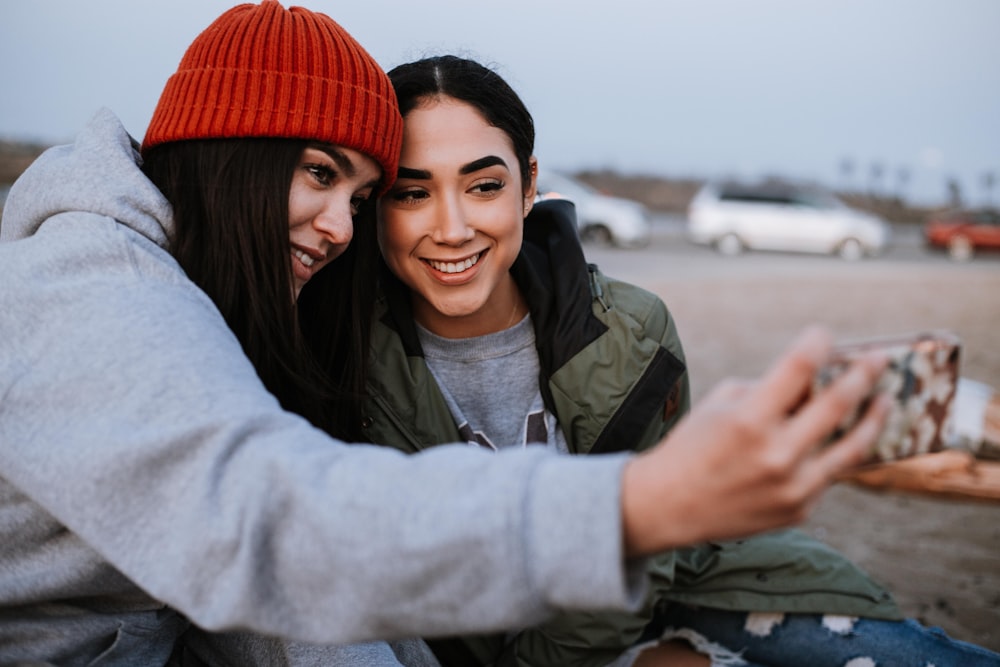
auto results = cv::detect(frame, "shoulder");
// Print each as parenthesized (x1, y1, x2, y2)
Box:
(589, 266, 672, 338)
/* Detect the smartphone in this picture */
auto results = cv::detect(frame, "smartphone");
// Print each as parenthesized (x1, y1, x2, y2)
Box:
(814, 331, 962, 464)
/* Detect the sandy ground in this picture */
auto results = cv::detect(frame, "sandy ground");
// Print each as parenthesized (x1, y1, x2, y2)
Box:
(583, 223, 1000, 652)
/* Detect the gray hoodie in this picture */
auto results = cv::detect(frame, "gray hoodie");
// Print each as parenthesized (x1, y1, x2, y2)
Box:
(0, 109, 642, 665)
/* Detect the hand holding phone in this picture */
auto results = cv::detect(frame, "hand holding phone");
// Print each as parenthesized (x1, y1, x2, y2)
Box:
(815, 331, 961, 464)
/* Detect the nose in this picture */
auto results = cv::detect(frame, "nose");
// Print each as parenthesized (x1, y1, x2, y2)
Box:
(431, 193, 475, 246)
(313, 197, 354, 247)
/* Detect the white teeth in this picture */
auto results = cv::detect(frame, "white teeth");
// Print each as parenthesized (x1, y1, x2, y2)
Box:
(429, 253, 480, 274)
(294, 249, 315, 267)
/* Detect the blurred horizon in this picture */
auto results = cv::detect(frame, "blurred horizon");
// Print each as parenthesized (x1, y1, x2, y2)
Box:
(2, 0, 997, 208)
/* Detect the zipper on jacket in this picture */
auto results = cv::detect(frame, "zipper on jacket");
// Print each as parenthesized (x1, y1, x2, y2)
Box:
(588, 265, 611, 312)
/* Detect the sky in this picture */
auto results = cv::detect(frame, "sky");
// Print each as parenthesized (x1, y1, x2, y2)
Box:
(2, 0, 998, 207)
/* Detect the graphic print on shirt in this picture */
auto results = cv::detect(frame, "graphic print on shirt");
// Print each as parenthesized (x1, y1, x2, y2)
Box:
(418, 315, 569, 454)
(457, 409, 549, 450)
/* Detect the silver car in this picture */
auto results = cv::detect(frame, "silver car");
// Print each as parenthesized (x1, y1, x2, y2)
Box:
(687, 181, 891, 260)
(535, 170, 652, 248)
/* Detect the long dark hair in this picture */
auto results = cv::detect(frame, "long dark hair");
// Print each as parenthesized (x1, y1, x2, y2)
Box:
(141, 138, 373, 440)
(387, 55, 536, 194)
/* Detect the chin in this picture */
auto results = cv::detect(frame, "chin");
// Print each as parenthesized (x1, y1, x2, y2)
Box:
(428, 297, 487, 320)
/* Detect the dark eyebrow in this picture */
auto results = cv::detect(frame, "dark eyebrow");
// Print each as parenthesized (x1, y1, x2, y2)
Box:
(309, 144, 356, 177)
(309, 143, 381, 191)
(396, 156, 509, 182)
(397, 166, 432, 180)
(460, 155, 508, 175)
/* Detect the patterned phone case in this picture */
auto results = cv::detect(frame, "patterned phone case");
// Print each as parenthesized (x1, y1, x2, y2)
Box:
(815, 331, 962, 464)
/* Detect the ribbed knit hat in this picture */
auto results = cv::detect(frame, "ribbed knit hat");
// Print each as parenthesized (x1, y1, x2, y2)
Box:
(142, 0, 402, 190)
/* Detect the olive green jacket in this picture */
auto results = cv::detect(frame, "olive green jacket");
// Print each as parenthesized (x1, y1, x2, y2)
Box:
(361, 200, 900, 667)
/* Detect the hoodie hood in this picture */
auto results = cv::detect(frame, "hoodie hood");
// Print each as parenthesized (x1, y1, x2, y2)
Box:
(0, 108, 173, 248)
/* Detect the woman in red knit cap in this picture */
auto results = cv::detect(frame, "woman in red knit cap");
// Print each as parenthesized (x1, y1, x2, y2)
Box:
(138, 0, 403, 443)
(0, 2, 894, 665)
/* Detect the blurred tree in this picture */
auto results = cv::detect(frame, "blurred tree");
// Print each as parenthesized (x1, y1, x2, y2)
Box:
(983, 171, 996, 208)
(839, 156, 855, 192)
(946, 177, 963, 208)
(895, 166, 911, 203)
(868, 161, 884, 197)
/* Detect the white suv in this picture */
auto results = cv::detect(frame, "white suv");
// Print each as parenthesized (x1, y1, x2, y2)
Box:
(535, 170, 652, 248)
(687, 181, 891, 260)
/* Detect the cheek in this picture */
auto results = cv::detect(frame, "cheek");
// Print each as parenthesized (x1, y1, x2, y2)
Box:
(287, 198, 302, 229)
(508, 218, 524, 244)
(493, 208, 524, 252)
(287, 181, 312, 222)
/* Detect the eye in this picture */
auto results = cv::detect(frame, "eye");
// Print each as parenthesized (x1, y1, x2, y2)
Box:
(470, 178, 504, 197)
(387, 187, 429, 205)
(305, 163, 335, 186)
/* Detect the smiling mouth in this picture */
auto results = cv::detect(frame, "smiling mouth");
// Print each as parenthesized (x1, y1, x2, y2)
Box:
(293, 249, 317, 267)
(425, 251, 482, 274)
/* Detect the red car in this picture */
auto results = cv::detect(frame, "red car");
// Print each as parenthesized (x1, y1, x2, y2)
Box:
(924, 208, 1000, 260)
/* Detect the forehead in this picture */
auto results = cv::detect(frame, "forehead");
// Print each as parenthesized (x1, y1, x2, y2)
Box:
(401, 98, 516, 164)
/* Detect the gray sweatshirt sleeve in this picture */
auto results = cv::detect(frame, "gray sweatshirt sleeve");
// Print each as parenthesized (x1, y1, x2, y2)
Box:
(0, 216, 644, 645)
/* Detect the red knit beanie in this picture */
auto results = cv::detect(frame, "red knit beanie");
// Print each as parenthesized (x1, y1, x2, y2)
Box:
(142, 0, 402, 190)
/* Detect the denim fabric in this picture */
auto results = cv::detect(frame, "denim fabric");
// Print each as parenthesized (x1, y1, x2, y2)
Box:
(645, 603, 1000, 667)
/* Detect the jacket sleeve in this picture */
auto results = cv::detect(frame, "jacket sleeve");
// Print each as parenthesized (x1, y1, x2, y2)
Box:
(0, 223, 646, 646)
(493, 608, 652, 667)
(651, 288, 692, 440)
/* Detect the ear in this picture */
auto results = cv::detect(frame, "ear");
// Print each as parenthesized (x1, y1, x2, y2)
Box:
(523, 156, 538, 217)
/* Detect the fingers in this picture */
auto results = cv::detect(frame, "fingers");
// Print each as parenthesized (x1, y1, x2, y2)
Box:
(751, 391, 891, 535)
(747, 326, 833, 419)
(819, 392, 892, 477)
(786, 349, 889, 450)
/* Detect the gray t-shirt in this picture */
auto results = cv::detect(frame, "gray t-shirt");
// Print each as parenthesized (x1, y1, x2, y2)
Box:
(416, 314, 569, 454)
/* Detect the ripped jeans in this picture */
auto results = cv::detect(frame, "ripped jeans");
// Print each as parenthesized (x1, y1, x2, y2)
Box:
(640, 603, 1000, 667)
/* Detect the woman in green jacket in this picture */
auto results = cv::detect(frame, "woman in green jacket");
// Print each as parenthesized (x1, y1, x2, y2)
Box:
(359, 54, 1000, 667)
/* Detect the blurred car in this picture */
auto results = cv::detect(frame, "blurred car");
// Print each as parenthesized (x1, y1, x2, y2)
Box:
(923, 208, 1000, 261)
(687, 180, 891, 260)
(534, 170, 652, 248)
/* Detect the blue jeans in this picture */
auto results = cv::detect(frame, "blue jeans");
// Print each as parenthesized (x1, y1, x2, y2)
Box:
(643, 603, 1000, 667)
